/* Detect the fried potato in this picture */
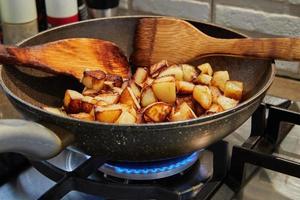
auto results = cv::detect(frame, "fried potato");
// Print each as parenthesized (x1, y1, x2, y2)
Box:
(149, 60, 168, 78)
(119, 87, 141, 109)
(115, 111, 137, 124)
(152, 76, 176, 104)
(182, 64, 198, 82)
(143, 102, 172, 123)
(206, 103, 223, 115)
(193, 85, 212, 110)
(81, 96, 97, 113)
(211, 71, 229, 92)
(95, 93, 120, 105)
(81, 70, 106, 91)
(70, 112, 94, 121)
(82, 88, 99, 97)
(141, 86, 157, 107)
(176, 81, 195, 94)
(176, 95, 195, 112)
(95, 104, 123, 123)
(209, 86, 222, 104)
(217, 95, 238, 110)
(169, 102, 196, 122)
(224, 80, 243, 100)
(197, 63, 213, 76)
(105, 74, 123, 87)
(133, 67, 148, 85)
(158, 65, 184, 81)
(129, 81, 141, 99)
(63, 90, 84, 114)
(195, 74, 212, 85)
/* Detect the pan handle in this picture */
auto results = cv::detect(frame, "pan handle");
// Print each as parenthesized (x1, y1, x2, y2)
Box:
(0, 119, 73, 160)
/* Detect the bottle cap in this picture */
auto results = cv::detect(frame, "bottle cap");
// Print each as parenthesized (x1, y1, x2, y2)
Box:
(85, 0, 119, 9)
(1, 0, 37, 23)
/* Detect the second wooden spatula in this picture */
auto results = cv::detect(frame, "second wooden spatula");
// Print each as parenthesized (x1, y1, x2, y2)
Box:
(131, 17, 300, 67)
(0, 38, 131, 80)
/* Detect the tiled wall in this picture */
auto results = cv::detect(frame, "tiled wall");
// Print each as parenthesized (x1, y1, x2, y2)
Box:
(119, 0, 300, 79)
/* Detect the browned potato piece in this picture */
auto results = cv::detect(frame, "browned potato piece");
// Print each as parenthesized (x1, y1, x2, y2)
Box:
(81, 70, 106, 91)
(64, 90, 84, 114)
(209, 86, 222, 104)
(115, 111, 137, 124)
(217, 95, 238, 110)
(206, 104, 223, 115)
(95, 104, 123, 123)
(129, 81, 141, 99)
(70, 112, 94, 121)
(81, 96, 97, 113)
(197, 63, 213, 76)
(143, 102, 172, 122)
(193, 85, 212, 110)
(169, 102, 197, 122)
(224, 81, 243, 100)
(106, 74, 123, 87)
(158, 65, 183, 81)
(195, 74, 212, 85)
(211, 71, 229, 92)
(149, 60, 168, 78)
(182, 64, 198, 82)
(121, 80, 129, 90)
(43, 107, 67, 117)
(176, 95, 195, 111)
(141, 86, 157, 107)
(152, 76, 176, 104)
(176, 81, 195, 94)
(95, 93, 120, 105)
(143, 77, 155, 87)
(82, 88, 99, 97)
(133, 67, 148, 85)
(119, 87, 141, 109)
(112, 87, 123, 95)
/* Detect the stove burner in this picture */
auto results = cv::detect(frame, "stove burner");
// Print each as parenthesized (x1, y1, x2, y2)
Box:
(99, 151, 200, 180)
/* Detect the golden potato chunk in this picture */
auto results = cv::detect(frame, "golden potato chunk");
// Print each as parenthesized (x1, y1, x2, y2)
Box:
(158, 65, 183, 81)
(217, 95, 238, 110)
(152, 76, 176, 104)
(95, 93, 120, 105)
(133, 67, 148, 85)
(224, 81, 243, 100)
(105, 74, 123, 88)
(169, 102, 197, 122)
(149, 60, 168, 78)
(176, 81, 195, 94)
(209, 86, 222, 104)
(211, 71, 229, 92)
(176, 95, 195, 112)
(81, 70, 106, 91)
(141, 86, 157, 107)
(197, 63, 213, 76)
(95, 104, 123, 123)
(143, 102, 172, 123)
(182, 64, 198, 82)
(193, 85, 212, 110)
(115, 111, 137, 124)
(82, 88, 99, 97)
(63, 90, 84, 114)
(195, 74, 212, 85)
(129, 81, 141, 99)
(119, 87, 141, 109)
(70, 112, 94, 121)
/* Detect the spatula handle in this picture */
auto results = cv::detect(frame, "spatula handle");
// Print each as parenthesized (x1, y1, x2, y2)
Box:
(211, 38, 300, 61)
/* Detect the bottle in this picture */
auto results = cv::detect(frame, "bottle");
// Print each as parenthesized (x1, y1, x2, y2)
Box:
(36, 0, 47, 32)
(78, 0, 89, 21)
(1, 0, 38, 44)
(45, 0, 79, 28)
(85, 0, 120, 18)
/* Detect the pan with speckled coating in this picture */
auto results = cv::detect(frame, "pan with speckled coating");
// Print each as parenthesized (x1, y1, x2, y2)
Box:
(0, 16, 275, 161)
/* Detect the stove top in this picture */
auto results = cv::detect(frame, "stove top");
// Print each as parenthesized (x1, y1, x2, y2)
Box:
(0, 95, 300, 200)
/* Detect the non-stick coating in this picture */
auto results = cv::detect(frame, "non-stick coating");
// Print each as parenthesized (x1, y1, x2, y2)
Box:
(0, 16, 275, 161)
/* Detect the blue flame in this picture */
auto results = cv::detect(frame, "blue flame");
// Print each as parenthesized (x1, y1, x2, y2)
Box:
(103, 152, 198, 175)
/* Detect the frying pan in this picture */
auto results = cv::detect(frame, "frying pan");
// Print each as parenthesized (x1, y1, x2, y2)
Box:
(0, 16, 275, 161)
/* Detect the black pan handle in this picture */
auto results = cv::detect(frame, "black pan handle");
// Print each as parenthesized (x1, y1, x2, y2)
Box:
(0, 119, 73, 160)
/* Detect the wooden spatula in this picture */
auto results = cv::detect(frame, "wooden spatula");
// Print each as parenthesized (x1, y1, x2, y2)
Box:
(131, 17, 300, 67)
(0, 38, 131, 80)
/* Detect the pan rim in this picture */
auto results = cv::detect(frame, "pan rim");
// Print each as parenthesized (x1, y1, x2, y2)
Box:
(0, 15, 276, 130)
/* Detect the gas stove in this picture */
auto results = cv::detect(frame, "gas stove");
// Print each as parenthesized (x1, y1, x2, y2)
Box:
(0, 95, 300, 200)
